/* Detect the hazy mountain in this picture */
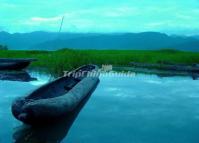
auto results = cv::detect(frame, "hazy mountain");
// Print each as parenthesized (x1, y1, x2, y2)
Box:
(0, 31, 199, 51)
(0, 31, 93, 50)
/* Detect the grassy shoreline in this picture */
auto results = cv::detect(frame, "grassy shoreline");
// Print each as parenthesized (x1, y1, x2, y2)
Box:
(0, 49, 199, 75)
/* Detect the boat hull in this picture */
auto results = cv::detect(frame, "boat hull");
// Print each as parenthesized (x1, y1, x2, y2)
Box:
(0, 58, 36, 70)
(11, 65, 99, 124)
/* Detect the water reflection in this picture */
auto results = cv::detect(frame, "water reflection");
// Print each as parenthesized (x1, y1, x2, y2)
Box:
(12, 85, 94, 143)
(1, 69, 199, 143)
(0, 71, 37, 82)
(0, 71, 52, 143)
(61, 73, 199, 143)
(114, 67, 199, 80)
(155, 72, 199, 80)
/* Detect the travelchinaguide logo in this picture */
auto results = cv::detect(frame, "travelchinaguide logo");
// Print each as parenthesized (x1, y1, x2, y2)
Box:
(63, 65, 135, 78)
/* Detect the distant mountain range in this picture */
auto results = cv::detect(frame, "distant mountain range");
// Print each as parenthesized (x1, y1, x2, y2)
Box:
(0, 31, 199, 51)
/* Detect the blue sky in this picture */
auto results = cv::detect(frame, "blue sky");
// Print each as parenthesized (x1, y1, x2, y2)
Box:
(1, 0, 199, 35)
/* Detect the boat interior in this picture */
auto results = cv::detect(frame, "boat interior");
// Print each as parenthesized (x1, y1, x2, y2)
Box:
(26, 65, 97, 100)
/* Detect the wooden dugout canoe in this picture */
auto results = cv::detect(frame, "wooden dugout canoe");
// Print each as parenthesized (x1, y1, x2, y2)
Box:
(11, 65, 100, 124)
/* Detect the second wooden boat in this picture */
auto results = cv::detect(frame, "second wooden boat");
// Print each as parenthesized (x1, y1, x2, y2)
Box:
(0, 58, 37, 70)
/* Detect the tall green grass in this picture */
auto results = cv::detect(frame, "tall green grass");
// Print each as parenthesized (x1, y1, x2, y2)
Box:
(1, 49, 199, 75)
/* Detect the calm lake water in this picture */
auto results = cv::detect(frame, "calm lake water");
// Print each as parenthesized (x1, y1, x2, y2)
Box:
(1, 70, 199, 143)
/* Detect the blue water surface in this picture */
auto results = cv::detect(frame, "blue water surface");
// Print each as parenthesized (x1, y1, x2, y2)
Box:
(1, 71, 199, 143)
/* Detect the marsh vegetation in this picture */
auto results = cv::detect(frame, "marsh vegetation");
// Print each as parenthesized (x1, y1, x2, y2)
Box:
(0, 49, 199, 75)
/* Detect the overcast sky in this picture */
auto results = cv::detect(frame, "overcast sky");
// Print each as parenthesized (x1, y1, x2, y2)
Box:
(1, 0, 199, 35)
